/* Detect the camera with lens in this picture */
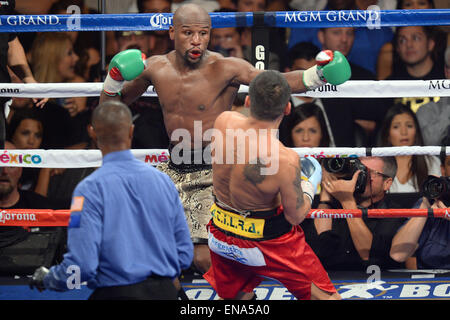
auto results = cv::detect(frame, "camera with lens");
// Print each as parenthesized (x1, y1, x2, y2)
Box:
(422, 175, 450, 206)
(323, 157, 368, 194)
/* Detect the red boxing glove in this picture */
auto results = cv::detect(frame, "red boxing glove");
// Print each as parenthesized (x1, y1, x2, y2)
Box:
(315, 50, 334, 66)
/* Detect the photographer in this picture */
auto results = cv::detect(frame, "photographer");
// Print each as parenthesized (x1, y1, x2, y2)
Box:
(307, 156, 406, 270)
(390, 136, 450, 269)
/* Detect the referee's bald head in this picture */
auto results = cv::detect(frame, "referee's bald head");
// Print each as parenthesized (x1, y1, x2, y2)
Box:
(90, 100, 133, 149)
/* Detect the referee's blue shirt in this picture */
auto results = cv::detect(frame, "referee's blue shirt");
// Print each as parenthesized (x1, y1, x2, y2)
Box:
(44, 150, 193, 291)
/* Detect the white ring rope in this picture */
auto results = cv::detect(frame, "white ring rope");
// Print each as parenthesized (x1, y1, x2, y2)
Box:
(0, 80, 449, 98)
(0, 146, 448, 168)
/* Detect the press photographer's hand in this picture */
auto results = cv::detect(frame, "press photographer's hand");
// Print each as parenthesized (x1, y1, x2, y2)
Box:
(432, 200, 450, 221)
(323, 170, 360, 205)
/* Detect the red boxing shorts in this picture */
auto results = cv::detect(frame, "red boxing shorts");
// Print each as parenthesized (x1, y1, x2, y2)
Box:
(203, 221, 336, 300)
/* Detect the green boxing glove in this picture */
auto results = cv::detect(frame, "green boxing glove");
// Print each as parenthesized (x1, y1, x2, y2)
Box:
(302, 50, 351, 90)
(103, 49, 146, 97)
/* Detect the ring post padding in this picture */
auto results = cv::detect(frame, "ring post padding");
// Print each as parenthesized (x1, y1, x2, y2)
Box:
(251, 12, 269, 70)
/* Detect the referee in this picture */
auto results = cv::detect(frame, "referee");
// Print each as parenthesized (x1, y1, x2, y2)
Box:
(30, 100, 193, 300)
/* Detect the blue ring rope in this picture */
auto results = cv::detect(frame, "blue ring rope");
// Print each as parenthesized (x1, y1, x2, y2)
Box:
(0, 9, 448, 33)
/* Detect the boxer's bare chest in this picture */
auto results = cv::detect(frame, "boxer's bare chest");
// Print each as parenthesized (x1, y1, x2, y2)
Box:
(151, 61, 235, 115)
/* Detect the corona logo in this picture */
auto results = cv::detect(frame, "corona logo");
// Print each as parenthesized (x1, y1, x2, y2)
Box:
(149, 14, 172, 29)
(255, 45, 265, 70)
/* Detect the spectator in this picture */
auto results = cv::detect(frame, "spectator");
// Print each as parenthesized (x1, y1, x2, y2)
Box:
(209, 25, 245, 59)
(390, 25, 445, 81)
(137, 0, 174, 56)
(284, 42, 322, 105)
(315, 26, 385, 147)
(0, 141, 65, 274)
(46, 130, 97, 209)
(30, 32, 91, 148)
(280, 102, 332, 148)
(378, 103, 441, 193)
(415, 46, 450, 146)
(385, 25, 448, 117)
(390, 134, 450, 269)
(0, 0, 47, 149)
(232, 0, 284, 70)
(279, 42, 335, 147)
(309, 156, 406, 270)
(210, 8, 280, 70)
(288, 0, 394, 75)
(6, 108, 65, 199)
(289, 0, 327, 11)
(217, 0, 237, 9)
(7, 108, 43, 151)
(115, 30, 153, 57)
(49, 0, 101, 82)
(6, 90, 72, 151)
(209, 12, 281, 70)
(377, 0, 448, 80)
(30, 100, 193, 300)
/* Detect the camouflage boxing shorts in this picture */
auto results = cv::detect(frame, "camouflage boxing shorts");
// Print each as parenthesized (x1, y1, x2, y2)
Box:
(157, 161, 213, 243)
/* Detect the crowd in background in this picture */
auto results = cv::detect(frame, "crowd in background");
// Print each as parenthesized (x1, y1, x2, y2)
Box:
(0, 0, 449, 276)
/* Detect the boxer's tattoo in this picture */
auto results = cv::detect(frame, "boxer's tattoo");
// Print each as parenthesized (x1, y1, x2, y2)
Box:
(243, 158, 266, 185)
(198, 104, 206, 111)
(294, 159, 304, 209)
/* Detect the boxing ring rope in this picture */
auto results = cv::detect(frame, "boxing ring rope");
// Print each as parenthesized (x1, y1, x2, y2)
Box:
(0, 146, 448, 168)
(1, 80, 450, 98)
(0, 207, 448, 227)
(0, 9, 448, 223)
(0, 9, 449, 33)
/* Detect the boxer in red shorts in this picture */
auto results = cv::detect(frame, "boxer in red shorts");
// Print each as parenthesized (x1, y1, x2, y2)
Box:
(203, 70, 340, 300)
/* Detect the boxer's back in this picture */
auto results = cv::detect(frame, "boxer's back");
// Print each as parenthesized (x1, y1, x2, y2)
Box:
(212, 111, 291, 211)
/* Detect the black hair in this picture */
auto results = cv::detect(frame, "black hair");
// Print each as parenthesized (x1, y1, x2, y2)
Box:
(283, 103, 330, 147)
(137, 0, 173, 13)
(7, 108, 44, 143)
(248, 70, 291, 121)
(396, 0, 435, 9)
(287, 42, 320, 69)
(378, 103, 429, 189)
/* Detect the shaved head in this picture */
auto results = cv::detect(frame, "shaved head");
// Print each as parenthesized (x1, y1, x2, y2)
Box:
(91, 100, 133, 148)
(173, 3, 211, 27)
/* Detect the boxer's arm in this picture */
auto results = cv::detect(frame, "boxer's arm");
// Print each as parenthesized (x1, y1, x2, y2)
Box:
(224, 56, 309, 93)
(120, 74, 152, 106)
(99, 68, 152, 105)
(226, 51, 351, 93)
(8, 37, 34, 83)
(279, 151, 311, 225)
(99, 49, 148, 104)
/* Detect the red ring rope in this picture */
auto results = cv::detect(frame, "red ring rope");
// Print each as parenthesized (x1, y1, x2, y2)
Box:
(0, 208, 448, 227)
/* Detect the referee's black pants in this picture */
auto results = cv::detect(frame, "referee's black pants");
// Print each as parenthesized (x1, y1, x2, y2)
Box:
(88, 276, 178, 300)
